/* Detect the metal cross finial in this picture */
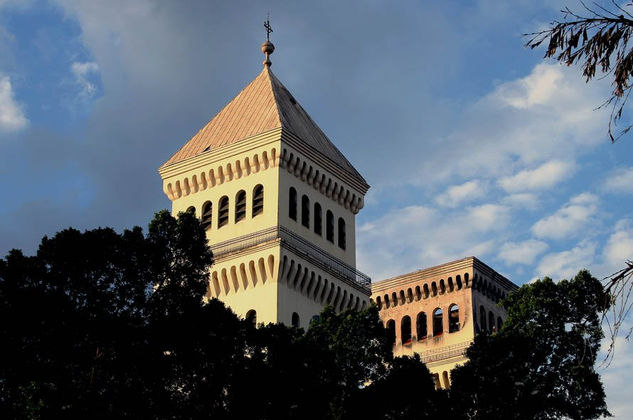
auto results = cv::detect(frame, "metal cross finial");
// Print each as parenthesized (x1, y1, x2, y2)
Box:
(264, 15, 273, 40)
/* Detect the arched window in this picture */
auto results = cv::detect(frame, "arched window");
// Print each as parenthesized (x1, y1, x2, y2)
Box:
(431, 282, 438, 296)
(326, 210, 334, 242)
(433, 308, 443, 336)
(246, 310, 257, 327)
(291, 312, 300, 328)
(401, 315, 412, 345)
(439, 279, 446, 294)
(376, 296, 382, 310)
(201, 201, 212, 230)
(489, 311, 495, 332)
(449, 304, 460, 333)
(252, 184, 264, 216)
(218, 196, 229, 228)
(416, 312, 427, 340)
(185, 206, 195, 214)
(386, 319, 396, 345)
(338, 218, 346, 250)
(407, 288, 413, 303)
(314, 202, 322, 235)
(235, 190, 246, 222)
(480, 306, 487, 333)
(442, 371, 450, 389)
(456, 275, 463, 290)
(497, 316, 503, 332)
(289, 187, 297, 221)
(415, 286, 421, 301)
(301, 195, 310, 228)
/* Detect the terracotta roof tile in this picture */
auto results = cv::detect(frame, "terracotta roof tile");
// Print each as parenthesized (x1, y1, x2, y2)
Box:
(161, 67, 363, 181)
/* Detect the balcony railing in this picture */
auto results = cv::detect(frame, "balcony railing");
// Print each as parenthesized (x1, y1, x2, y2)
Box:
(210, 226, 372, 290)
(418, 341, 471, 364)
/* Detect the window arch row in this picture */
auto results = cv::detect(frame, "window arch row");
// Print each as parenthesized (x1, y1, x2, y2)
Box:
(164, 147, 277, 201)
(279, 148, 364, 214)
(185, 184, 264, 230)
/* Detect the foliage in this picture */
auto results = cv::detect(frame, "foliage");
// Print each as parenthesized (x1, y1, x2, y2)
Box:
(450, 270, 610, 419)
(526, 1, 633, 142)
(0, 212, 447, 419)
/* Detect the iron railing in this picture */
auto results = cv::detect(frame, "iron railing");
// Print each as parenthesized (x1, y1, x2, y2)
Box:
(210, 226, 372, 289)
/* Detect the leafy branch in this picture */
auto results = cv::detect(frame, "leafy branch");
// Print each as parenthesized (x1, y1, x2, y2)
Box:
(525, 1, 633, 142)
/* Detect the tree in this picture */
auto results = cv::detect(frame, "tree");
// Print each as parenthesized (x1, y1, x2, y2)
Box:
(526, 1, 633, 142)
(450, 270, 610, 419)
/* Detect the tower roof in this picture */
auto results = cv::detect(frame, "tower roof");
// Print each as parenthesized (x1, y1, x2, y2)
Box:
(160, 66, 366, 184)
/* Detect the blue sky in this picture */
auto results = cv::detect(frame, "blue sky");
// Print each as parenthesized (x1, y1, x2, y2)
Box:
(1, 0, 632, 415)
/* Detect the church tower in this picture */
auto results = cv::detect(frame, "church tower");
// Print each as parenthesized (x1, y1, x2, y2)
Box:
(158, 30, 371, 328)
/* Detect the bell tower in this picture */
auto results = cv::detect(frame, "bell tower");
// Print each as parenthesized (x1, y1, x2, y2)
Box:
(158, 26, 370, 327)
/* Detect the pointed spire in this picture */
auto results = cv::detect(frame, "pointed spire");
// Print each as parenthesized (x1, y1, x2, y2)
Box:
(262, 16, 275, 67)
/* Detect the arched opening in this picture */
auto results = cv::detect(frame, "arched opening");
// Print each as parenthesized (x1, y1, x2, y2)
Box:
(218, 196, 229, 228)
(423, 284, 430, 298)
(480, 305, 487, 333)
(442, 371, 450, 389)
(301, 195, 310, 228)
(407, 288, 413, 303)
(433, 308, 443, 336)
(252, 184, 264, 216)
(456, 275, 463, 290)
(392, 292, 398, 307)
(246, 310, 257, 327)
(401, 315, 412, 345)
(384, 294, 390, 309)
(439, 279, 446, 294)
(489, 311, 495, 332)
(449, 304, 460, 333)
(497, 316, 503, 332)
(338, 217, 346, 250)
(289, 187, 297, 221)
(235, 190, 246, 222)
(416, 312, 427, 340)
(399, 290, 405, 304)
(326, 210, 334, 242)
(314, 202, 322, 235)
(431, 282, 438, 296)
(291, 312, 300, 328)
(201, 201, 212, 230)
(464, 273, 469, 287)
(415, 286, 421, 301)
(386, 319, 396, 346)
(376, 296, 382, 310)
(186, 206, 195, 214)
(448, 277, 454, 292)
(433, 373, 441, 390)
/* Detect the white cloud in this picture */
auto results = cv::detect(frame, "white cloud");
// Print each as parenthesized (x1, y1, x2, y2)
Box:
(600, 332, 633, 417)
(435, 180, 487, 207)
(71, 61, 99, 98)
(501, 192, 540, 210)
(601, 220, 633, 274)
(358, 203, 510, 280)
(0, 74, 27, 132)
(498, 160, 575, 192)
(532, 193, 599, 240)
(467, 204, 510, 231)
(604, 167, 633, 194)
(535, 240, 596, 280)
(498, 239, 548, 265)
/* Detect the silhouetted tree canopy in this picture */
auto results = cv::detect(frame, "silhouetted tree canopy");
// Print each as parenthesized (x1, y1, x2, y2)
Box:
(0, 213, 610, 418)
(450, 270, 610, 420)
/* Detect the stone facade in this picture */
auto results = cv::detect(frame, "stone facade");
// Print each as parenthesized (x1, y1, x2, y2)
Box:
(371, 256, 518, 389)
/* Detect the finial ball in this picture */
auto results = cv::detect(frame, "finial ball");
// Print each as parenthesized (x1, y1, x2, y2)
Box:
(261, 40, 275, 55)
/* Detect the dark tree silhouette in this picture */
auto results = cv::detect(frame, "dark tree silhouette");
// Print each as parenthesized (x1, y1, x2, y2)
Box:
(450, 270, 610, 419)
